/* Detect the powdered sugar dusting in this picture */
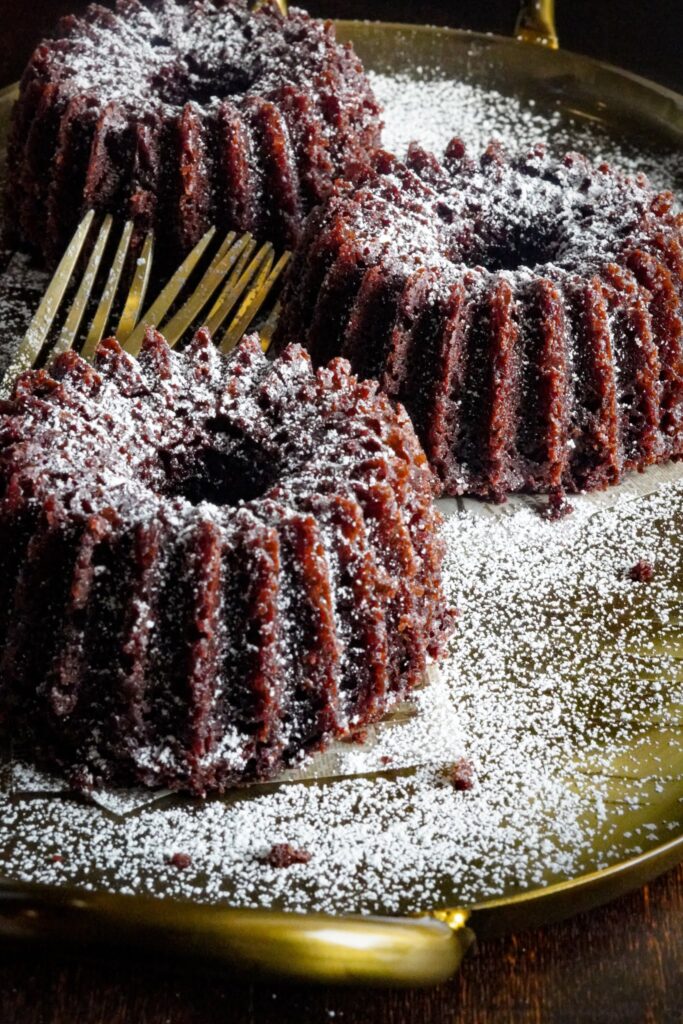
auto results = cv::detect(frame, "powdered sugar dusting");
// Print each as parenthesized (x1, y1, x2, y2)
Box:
(371, 71, 683, 193)
(1, 62, 683, 917)
(1, 474, 682, 914)
(44, 0, 370, 117)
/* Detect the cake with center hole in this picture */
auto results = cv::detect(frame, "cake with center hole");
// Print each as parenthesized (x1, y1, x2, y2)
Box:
(275, 141, 683, 501)
(5, 0, 382, 264)
(0, 330, 452, 794)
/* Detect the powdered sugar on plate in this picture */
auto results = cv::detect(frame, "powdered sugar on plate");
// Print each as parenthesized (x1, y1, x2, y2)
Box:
(371, 71, 683, 193)
(1, 66, 683, 917)
(1, 472, 682, 915)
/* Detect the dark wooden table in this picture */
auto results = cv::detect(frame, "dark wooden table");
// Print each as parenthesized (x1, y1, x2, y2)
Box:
(2, 3, 683, 1021)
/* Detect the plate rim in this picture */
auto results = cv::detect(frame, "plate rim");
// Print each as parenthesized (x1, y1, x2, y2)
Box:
(0, 15, 682, 948)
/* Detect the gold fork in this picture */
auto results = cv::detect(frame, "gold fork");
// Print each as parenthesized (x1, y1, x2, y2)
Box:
(1, 212, 290, 391)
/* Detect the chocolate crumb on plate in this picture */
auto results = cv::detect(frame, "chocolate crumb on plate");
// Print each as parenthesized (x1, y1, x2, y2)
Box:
(259, 843, 312, 868)
(168, 852, 193, 870)
(444, 758, 475, 792)
(541, 491, 575, 521)
(1, 75, 683, 920)
(629, 559, 655, 582)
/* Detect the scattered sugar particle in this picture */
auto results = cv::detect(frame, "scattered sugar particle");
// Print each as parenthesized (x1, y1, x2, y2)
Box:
(370, 71, 683, 194)
(2, 471, 682, 915)
(0, 73, 682, 919)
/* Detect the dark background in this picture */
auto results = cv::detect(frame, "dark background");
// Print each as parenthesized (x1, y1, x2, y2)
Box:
(2, 2, 683, 1022)
(1, 0, 682, 92)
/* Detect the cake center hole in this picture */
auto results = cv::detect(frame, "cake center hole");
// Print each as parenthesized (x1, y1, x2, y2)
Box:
(150, 54, 256, 106)
(466, 215, 567, 273)
(166, 444, 279, 507)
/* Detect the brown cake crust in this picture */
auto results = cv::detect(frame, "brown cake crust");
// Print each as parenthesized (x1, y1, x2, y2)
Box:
(0, 331, 451, 794)
(275, 141, 683, 500)
(4, 0, 382, 265)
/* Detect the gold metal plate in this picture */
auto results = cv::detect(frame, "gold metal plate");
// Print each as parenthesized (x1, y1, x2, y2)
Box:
(0, 12, 683, 985)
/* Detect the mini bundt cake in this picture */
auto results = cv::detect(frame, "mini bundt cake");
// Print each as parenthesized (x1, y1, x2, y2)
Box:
(0, 330, 452, 794)
(5, 0, 382, 265)
(275, 142, 683, 500)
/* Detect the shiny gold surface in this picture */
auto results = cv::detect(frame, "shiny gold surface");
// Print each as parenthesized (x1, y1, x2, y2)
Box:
(0, 208, 94, 388)
(82, 220, 135, 359)
(0, 879, 469, 987)
(252, 0, 288, 15)
(122, 225, 216, 352)
(335, 21, 683, 144)
(515, 0, 558, 48)
(0, 205, 287, 378)
(52, 214, 113, 359)
(471, 831, 683, 938)
(116, 231, 154, 343)
(159, 230, 247, 346)
(0, 8, 683, 986)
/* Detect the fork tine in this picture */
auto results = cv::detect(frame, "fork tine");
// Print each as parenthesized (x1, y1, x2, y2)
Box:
(160, 231, 251, 348)
(258, 300, 282, 352)
(220, 250, 290, 356)
(3, 213, 288, 394)
(80, 220, 134, 361)
(115, 232, 154, 343)
(209, 242, 273, 345)
(204, 241, 267, 336)
(219, 249, 290, 354)
(203, 239, 259, 336)
(217, 250, 274, 353)
(1, 210, 95, 390)
(51, 215, 113, 361)
(122, 225, 217, 357)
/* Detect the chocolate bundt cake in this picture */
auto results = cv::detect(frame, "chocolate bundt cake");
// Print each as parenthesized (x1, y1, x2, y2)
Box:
(0, 331, 451, 794)
(5, 0, 381, 265)
(275, 142, 683, 500)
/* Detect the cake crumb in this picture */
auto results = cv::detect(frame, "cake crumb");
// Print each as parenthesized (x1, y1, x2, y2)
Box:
(259, 843, 312, 868)
(629, 559, 655, 582)
(168, 851, 192, 869)
(1, 74, 683, 920)
(444, 758, 474, 792)
(541, 492, 574, 521)
(342, 728, 369, 745)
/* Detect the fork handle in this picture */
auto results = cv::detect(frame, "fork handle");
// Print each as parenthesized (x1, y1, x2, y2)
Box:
(515, 0, 559, 47)
(254, 1, 558, 49)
